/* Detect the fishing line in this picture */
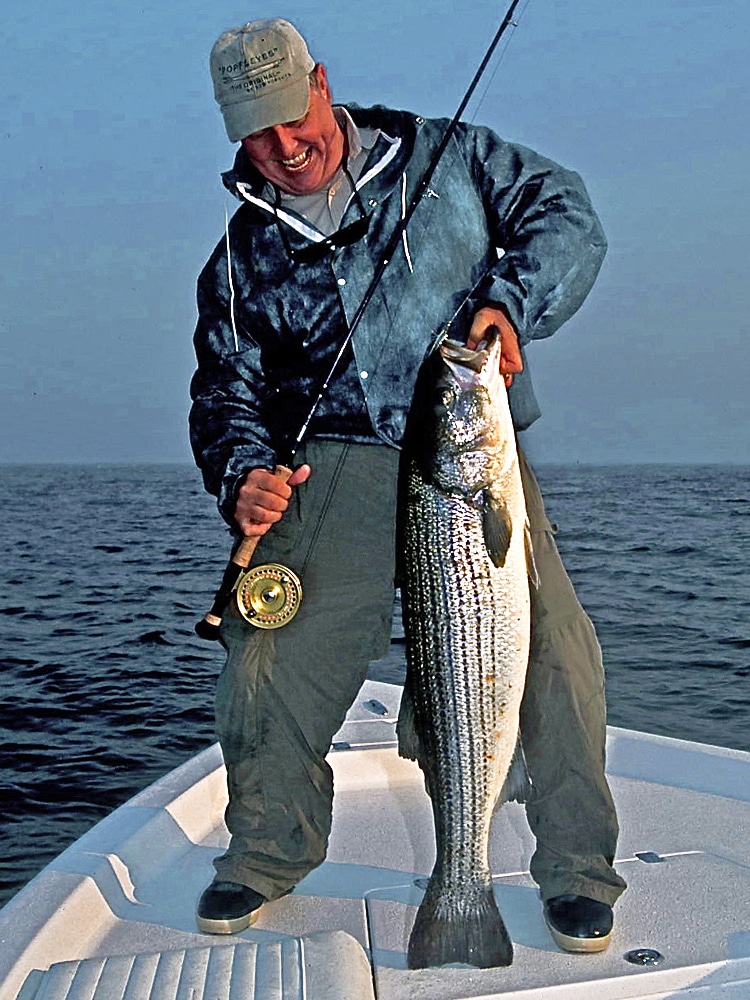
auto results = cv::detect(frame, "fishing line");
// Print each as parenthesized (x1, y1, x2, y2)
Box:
(290, 253, 502, 585)
(463, 0, 531, 126)
(297, 442, 350, 578)
(287, 0, 525, 465)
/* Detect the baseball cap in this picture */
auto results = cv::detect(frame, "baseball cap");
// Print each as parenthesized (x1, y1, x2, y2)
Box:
(210, 19, 316, 142)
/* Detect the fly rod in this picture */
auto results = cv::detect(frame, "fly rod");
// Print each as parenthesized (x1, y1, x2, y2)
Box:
(195, 465, 295, 640)
(290, 0, 522, 459)
(196, 0, 523, 641)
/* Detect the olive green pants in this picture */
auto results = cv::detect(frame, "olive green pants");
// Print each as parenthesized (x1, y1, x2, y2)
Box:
(214, 440, 627, 906)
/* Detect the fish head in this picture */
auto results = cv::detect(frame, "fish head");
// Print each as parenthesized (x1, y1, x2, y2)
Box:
(424, 331, 514, 495)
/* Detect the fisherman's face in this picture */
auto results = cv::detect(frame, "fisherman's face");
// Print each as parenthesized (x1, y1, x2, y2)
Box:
(242, 64, 345, 196)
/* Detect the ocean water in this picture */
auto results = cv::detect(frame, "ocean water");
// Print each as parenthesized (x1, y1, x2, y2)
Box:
(0, 463, 748, 909)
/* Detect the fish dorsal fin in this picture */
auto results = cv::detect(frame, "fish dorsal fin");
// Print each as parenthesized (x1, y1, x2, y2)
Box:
(482, 491, 512, 568)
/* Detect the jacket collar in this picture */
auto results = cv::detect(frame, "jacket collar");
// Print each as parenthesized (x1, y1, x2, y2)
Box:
(221, 104, 420, 226)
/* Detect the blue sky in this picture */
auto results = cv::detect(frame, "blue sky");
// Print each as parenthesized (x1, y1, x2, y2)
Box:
(2, 0, 748, 465)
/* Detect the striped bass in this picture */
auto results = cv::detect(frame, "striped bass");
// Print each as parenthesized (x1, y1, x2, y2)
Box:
(398, 329, 533, 969)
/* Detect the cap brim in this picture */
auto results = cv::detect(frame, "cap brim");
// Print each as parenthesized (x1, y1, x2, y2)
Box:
(221, 76, 311, 142)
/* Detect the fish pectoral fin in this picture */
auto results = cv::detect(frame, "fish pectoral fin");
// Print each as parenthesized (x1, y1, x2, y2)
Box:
(482, 492, 512, 568)
(524, 522, 540, 589)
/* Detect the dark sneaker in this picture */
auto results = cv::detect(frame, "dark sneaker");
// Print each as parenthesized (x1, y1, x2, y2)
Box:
(543, 894, 613, 953)
(196, 880, 266, 934)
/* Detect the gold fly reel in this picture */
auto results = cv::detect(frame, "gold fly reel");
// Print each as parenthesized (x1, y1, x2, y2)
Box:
(234, 562, 303, 630)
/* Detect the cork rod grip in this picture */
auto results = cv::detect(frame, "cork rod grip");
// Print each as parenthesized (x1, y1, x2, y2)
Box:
(195, 465, 293, 640)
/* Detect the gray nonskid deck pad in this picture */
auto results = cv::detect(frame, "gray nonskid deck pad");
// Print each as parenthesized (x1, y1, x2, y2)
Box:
(15, 931, 375, 1000)
(366, 851, 750, 999)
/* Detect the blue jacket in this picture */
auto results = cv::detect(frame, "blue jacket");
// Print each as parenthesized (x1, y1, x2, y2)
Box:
(190, 105, 606, 524)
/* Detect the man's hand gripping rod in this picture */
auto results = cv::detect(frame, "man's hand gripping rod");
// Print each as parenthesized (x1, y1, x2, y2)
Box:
(195, 465, 292, 641)
(195, 0, 523, 641)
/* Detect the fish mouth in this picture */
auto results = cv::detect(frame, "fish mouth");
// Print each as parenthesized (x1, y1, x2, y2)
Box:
(441, 336, 501, 379)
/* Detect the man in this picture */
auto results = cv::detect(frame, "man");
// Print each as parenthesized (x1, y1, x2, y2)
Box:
(190, 17, 627, 952)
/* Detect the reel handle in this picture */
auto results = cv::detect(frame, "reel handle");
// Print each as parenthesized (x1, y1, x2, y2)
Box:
(195, 465, 293, 641)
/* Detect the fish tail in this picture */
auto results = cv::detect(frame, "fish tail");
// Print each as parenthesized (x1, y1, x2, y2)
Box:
(407, 883, 513, 969)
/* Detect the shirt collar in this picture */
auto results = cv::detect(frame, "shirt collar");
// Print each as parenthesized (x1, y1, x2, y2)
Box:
(333, 105, 379, 160)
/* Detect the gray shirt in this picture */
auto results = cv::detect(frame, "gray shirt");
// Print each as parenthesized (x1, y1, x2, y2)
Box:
(276, 107, 379, 234)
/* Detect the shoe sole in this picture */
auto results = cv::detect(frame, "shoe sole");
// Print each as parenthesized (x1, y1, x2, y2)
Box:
(196, 908, 262, 935)
(545, 919, 612, 954)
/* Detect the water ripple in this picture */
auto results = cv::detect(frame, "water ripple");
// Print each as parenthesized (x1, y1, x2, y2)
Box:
(0, 462, 748, 909)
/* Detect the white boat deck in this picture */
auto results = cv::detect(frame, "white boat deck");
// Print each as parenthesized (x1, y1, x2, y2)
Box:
(1, 680, 749, 1000)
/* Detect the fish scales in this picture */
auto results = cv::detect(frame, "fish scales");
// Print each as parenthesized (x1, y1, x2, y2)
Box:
(399, 332, 531, 970)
